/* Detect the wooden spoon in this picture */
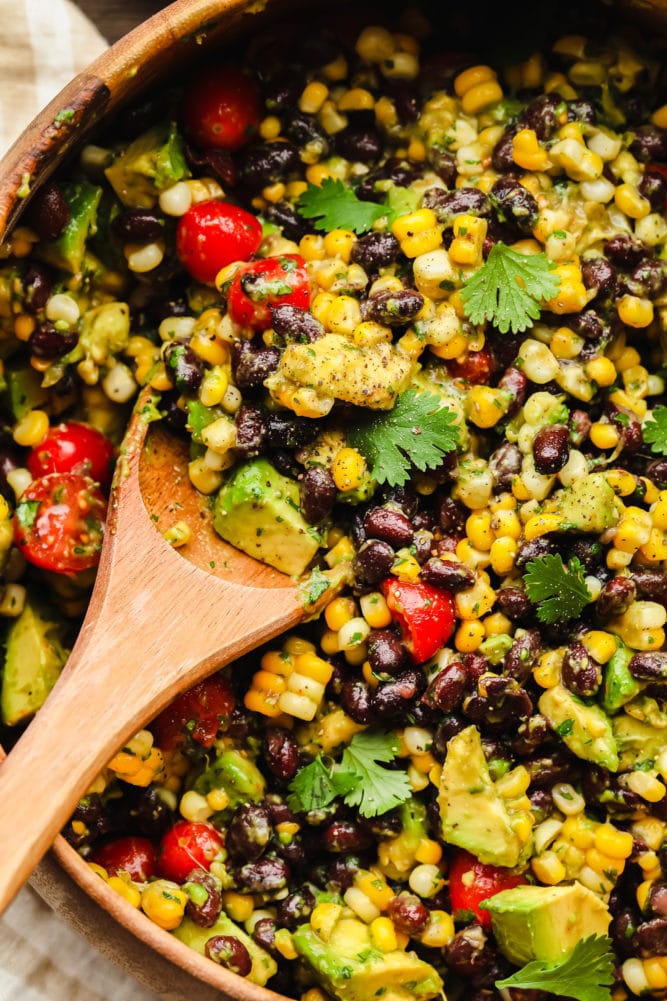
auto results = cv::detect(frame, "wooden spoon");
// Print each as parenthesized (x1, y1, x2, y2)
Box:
(0, 391, 341, 913)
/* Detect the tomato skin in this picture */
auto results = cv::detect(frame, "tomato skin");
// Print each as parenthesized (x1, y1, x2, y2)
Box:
(14, 473, 106, 574)
(446, 348, 495, 385)
(381, 579, 455, 664)
(226, 254, 311, 331)
(91, 836, 157, 882)
(448, 850, 528, 929)
(27, 421, 115, 491)
(157, 821, 224, 883)
(183, 65, 261, 152)
(150, 674, 236, 751)
(175, 200, 263, 284)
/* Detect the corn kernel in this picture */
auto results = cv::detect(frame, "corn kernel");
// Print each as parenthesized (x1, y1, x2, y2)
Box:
(299, 81, 329, 114)
(415, 839, 443, 866)
(512, 128, 550, 171)
(332, 447, 367, 491)
(359, 591, 392, 629)
(582, 630, 617, 664)
(594, 824, 634, 860)
(462, 79, 503, 115)
(454, 620, 485, 652)
(585, 356, 617, 386)
(466, 510, 495, 551)
(141, 880, 187, 930)
(107, 876, 142, 908)
(589, 421, 620, 449)
(465, 385, 511, 428)
(523, 513, 563, 540)
(531, 851, 567, 885)
(323, 229, 357, 262)
(545, 261, 588, 314)
(614, 182, 651, 219)
(356, 871, 395, 910)
(420, 910, 455, 948)
(618, 294, 654, 328)
(325, 596, 357, 631)
(551, 326, 584, 359)
(13, 409, 49, 448)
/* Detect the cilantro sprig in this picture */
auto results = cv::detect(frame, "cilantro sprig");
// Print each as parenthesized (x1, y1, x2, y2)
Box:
(495, 935, 615, 1001)
(348, 389, 461, 487)
(523, 553, 593, 624)
(286, 730, 412, 818)
(643, 404, 667, 455)
(461, 242, 560, 334)
(296, 178, 388, 234)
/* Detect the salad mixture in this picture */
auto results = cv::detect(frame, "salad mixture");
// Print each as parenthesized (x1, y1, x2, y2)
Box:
(3, 0, 667, 998)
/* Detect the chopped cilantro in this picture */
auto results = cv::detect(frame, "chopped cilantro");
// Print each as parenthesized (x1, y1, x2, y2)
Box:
(460, 242, 560, 333)
(495, 935, 615, 1001)
(296, 178, 387, 234)
(643, 405, 667, 455)
(523, 553, 592, 624)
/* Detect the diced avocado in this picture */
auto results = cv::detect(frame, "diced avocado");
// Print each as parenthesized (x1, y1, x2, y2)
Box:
(613, 712, 666, 770)
(193, 748, 265, 806)
(601, 641, 641, 714)
(539, 684, 619, 771)
(186, 400, 226, 445)
(481, 883, 611, 966)
(173, 911, 276, 986)
(61, 301, 131, 372)
(105, 123, 189, 208)
(213, 459, 323, 577)
(36, 181, 103, 274)
(377, 798, 427, 881)
(1, 599, 70, 725)
(293, 916, 443, 1001)
(553, 473, 618, 534)
(437, 724, 532, 868)
(3, 363, 49, 420)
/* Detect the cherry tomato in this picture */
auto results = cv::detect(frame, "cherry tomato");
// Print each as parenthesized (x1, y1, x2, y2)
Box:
(446, 348, 495, 385)
(448, 850, 528, 929)
(150, 674, 236, 751)
(14, 473, 106, 574)
(381, 578, 455, 664)
(226, 254, 311, 331)
(27, 421, 115, 492)
(91, 836, 157, 882)
(175, 200, 263, 284)
(183, 65, 261, 152)
(157, 821, 224, 883)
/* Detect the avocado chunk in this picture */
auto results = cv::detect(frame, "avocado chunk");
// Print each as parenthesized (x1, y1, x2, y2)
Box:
(377, 798, 427, 881)
(105, 122, 189, 208)
(613, 712, 667, 770)
(481, 883, 611, 966)
(213, 458, 323, 577)
(437, 724, 532, 867)
(193, 748, 265, 807)
(173, 911, 276, 986)
(1, 600, 70, 725)
(293, 915, 443, 1001)
(36, 181, 103, 274)
(601, 641, 641, 714)
(539, 684, 619, 771)
(553, 473, 618, 534)
(3, 363, 49, 420)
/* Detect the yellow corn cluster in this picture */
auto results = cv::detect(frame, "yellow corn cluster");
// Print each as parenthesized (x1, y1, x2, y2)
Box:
(244, 640, 334, 720)
(531, 813, 633, 894)
(108, 729, 165, 787)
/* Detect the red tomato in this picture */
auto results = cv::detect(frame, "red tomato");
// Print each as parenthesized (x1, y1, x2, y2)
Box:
(27, 421, 115, 492)
(183, 65, 261, 152)
(157, 821, 224, 883)
(14, 473, 106, 574)
(150, 674, 236, 751)
(381, 578, 455, 664)
(446, 348, 495, 385)
(448, 850, 528, 929)
(175, 200, 262, 284)
(226, 254, 311, 331)
(91, 836, 157, 882)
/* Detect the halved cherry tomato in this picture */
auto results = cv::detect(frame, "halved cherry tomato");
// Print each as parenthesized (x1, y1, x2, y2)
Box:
(14, 473, 106, 574)
(183, 65, 261, 152)
(91, 836, 157, 882)
(448, 850, 527, 929)
(27, 421, 115, 492)
(446, 348, 495, 385)
(226, 253, 311, 331)
(156, 820, 224, 883)
(150, 674, 236, 751)
(175, 199, 262, 284)
(381, 578, 455, 664)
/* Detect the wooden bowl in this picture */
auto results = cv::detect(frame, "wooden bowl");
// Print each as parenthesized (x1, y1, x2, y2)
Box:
(2, 0, 667, 998)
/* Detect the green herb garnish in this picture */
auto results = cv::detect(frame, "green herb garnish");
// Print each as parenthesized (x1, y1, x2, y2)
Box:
(523, 553, 592, 624)
(643, 405, 667, 455)
(495, 935, 615, 1001)
(296, 178, 387, 234)
(460, 242, 560, 333)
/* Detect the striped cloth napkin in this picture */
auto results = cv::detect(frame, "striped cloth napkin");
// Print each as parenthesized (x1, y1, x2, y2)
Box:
(0, 6, 161, 998)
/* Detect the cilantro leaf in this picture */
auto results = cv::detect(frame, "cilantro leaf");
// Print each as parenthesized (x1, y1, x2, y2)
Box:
(643, 405, 667, 455)
(460, 242, 560, 334)
(495, 935, 615, 1001)
(339, 731, 412, 818)
(523, 553, 592, 624)
(286, 756, 339, 814)
(15, 499, 41, 529)
(348, 389, 461, 487)
(296, 178, 387, 234)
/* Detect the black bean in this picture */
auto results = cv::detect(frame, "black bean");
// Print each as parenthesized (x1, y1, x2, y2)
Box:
(300, 466, 336, 524)
(489, 176, 538, 233)
(569, 537, 605, 571)
(491, 125, 520, 172)
(263, 411, 319, 450)
(520, 94, 562, 140)
(185, 870, 222, 927)
(236, 855, 289, 893)
(633, 917, 667, 957)
(324, 854, 370, 892)
(426, 148, 457, 186)
(367, 629, 408, 676)
(413, 528, 434, 564)
(276, 886, 316, 929)
(322, 820, 373, 853)
(205, 935, 252, 976)
(445, 927, 500, 984)
(495, 587, 532, 623)
(334, 124, 383, 162)
(432, 715, 467, 757)
(184, 144, 236, 188)
(363, 505, 414, 547)
(639, 168, 667, 211)
(163, 343, 204, 394)
(238, 141, 301, 192)
(271, 303, 323, 344)
(631, 569, 667, 604)
(420, 557, 474, 592)
(525, 747, 576, 787)
(648, 883, 667, 917)
(581, 256, 617, 299)
(562, 640, 602, 697)
(532, 424, 570, 474)
(350, 231, 401, 272)
(353, 539, 396, 586)
(511, 714, 551, 757)
(251, 916, 278, 955)
(387, 893, 429, 934)
(571, 309, 604, 340)
(235, 405, 265, 455)
(515, 536, 556, 567)
(370, 668, 425, 721)
(612, 909, 640, 960)
(497, 366, 527, 418)
(627, 257, 666, 298)
(630, 126, 667, 163)
(283, 111, 330, 161)
(265, 199, 310, 242)
(504, 629, 541, 683)
(647, 459, 667, 488)
(262, 727, 300, 782)
(341, 678, 374, 724)
(569, 408, 591, 447)
(604, 234, 647, 269)
(363, 288, 424, 326)
(489, 441, 522, 491)
(596, 577, 637, 619)
(382, 483, 420, 519)
(22, 264, 53, 312)
(28, 321, 78, 359)
(26, 182, 70, 239)
(436, 496, 467, 534)
(423, 186, 490, 223)
(111, 209, 164, 243)
(568, 99, 597, 124)
(529, 787, 554, 821)
(424, 662, 468, 713)
(629, 652, 667, 681)
(226, 803, 272, 862)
